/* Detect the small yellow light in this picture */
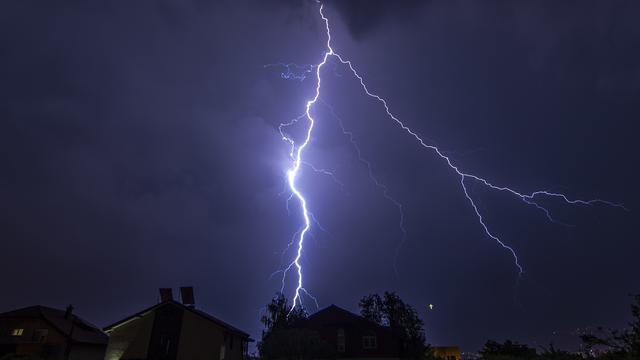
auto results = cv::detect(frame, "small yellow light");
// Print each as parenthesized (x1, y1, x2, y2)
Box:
(11, 328, 24, 336)
(428, 304, 434, 310)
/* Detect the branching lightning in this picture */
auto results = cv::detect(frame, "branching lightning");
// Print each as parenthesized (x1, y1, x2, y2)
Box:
(274, 1, 627, 311)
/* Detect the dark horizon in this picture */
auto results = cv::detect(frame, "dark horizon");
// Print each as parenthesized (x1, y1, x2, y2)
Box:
(1, 0, 638, 353)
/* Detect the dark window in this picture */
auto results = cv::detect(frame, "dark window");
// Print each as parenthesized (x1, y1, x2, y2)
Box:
(32, 329, 48, 343)
(337, 328, 345, 352)
(242, 341, 248, 359)
(362, 334, 377, 349)
(160, 334, 171, 355)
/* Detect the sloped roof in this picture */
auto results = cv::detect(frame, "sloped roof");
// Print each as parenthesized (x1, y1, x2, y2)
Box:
(296, 304, 398, 338)
(303, 304, 387, 328)
(103, 300, 252, 340)
(0, 305, 108, 345)
(296, 304, 404, 358)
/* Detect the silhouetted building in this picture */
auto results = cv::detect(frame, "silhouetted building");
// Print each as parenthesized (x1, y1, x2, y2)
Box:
(0, 305, 107, 360)
(295, 304, 405, 359)
(432, 346, 461, 360)
(103, 287, 252, 360)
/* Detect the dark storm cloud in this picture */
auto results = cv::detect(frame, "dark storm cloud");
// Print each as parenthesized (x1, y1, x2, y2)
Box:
(324, 0, 428, 39)
(268, 0, 428, 39)
(0, 0, 303, 339)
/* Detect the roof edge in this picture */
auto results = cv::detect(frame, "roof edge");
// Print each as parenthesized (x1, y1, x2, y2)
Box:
(103, 300, 252, 340)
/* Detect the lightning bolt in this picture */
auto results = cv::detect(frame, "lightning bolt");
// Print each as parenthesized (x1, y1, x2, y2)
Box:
(275, 1, 627, 311)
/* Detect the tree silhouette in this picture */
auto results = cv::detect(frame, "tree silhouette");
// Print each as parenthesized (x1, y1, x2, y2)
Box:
(258, 293, 334, 360)
(537, 343, 581, 360)
(259, 292, 307, 335)
(479, 339, 537, 360)
(359, 292, 433, 359)
(580, 294, 640, 359)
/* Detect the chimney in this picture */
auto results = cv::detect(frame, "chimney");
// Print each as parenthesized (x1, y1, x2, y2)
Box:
(159, 288, 174, 302)
(180, 286, 195, 308)
(64, 304, 74, 319)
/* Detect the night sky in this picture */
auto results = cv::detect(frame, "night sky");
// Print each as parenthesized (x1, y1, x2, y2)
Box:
(1, 0, 639, 353)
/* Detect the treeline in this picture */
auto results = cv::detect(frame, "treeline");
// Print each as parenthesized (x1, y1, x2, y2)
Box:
(479, 294, 640, 360)
(257, 293, 640, 360)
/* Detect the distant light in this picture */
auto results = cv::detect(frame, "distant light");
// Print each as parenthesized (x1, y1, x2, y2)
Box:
(428, 304, 434, 310)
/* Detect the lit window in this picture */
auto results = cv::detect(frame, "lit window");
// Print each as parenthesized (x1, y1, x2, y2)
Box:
(362, 334, 377, 349)
(219, 345, 226, 360)
(11, 329, 24, 336)
(337, 328, 345, 352)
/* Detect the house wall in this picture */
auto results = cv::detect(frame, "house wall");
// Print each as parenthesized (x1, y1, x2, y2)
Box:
(177, 310, 246, 360)
(69, 343, 108, 360)
(104, 312, 155, 360)
(301, 309, 402, 358)
(0, 317, 68, 359)
(0, 317, 67, 345)
(147, 304, 183, 360)
(311, 324, 401, 358)
(1, 316, 106, 360)
(104, 303, 249, 360)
